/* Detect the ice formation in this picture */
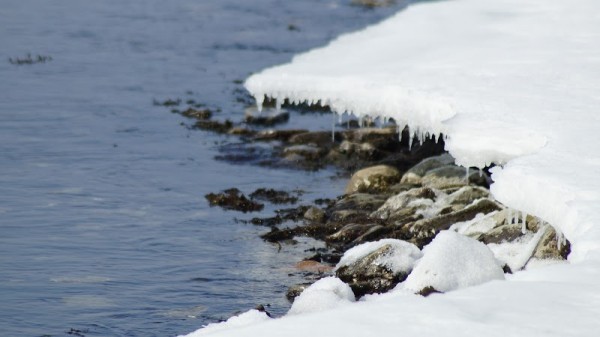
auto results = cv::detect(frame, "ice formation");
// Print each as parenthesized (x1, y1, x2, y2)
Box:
(183, 0, 600, 335)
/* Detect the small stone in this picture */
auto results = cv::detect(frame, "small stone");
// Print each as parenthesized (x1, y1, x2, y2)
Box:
(181, 107, 212, 120)
(254, 129, 308, 141)
(479, 223, 525, 244)
(286, 283, 312, 302)
(532, 226, 570, 260)
(283, 145, 325, 160)
(345, 165, 402, 194)
(449, 186, 490, 205)
(327, 223, 375, 244)
(244, 107, 289, 126)
(304, 206, 326, 223)
(289, 131, 341, 146)
(400, 153, 455, 184)
(205, 188, 264, 212)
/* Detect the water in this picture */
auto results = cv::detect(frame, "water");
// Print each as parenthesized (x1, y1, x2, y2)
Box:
(0, 1, 408, 336)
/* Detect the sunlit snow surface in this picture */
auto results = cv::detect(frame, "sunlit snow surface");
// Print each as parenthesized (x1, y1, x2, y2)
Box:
(183, 0, 600, 336)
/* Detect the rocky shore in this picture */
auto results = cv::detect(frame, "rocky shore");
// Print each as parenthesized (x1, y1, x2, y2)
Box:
(163, 97, 570, 317)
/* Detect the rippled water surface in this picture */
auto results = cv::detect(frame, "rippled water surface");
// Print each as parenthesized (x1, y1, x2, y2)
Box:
(0, 1, 407, 336)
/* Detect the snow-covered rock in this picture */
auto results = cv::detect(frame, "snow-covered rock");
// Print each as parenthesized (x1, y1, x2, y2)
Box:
(335, 239, 422, 296)
(403, 231, 504, 292)
(288, 277, 355, 315)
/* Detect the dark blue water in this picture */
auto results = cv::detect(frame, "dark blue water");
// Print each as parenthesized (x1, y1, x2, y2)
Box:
(0, 1, 408, 336)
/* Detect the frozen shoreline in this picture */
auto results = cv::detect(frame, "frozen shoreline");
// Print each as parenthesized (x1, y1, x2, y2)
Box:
(182, 0, 600, 335)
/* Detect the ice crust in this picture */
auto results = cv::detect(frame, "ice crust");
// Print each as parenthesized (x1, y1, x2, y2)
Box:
(184, 0, 600, 335)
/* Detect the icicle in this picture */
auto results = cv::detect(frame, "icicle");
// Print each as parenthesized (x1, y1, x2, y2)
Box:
(465, 167, 469, 184)
(256, 94, 265, 112)
(479, 168, 483, 177)
(331, 112, 336, 141)
(408, 127, 413, 151)
(275, 98, 281, 112)
(521, 212, 528, 233)
(507, 209, 512, 225)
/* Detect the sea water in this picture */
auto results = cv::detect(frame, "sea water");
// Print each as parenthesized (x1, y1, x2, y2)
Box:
(0, 0, 407, 336)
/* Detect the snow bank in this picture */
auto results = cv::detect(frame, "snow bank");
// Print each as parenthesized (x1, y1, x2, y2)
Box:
(181, 309, 270, 337)
(288, 277, 355, 315)
(335, 239, 422, 273)
(402, 231, 504, 292)
(182, 0, 600, 335)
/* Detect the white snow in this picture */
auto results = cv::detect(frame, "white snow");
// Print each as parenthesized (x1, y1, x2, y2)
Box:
(181, 309, 271, 336)
(184, 0, 600, 335)
(335, 239, 422, 274)
(287, 277, 355, 315)
(402, 231, 504, 292)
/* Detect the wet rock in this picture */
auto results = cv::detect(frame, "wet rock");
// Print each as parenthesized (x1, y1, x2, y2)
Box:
(408, 199, 502, 245)
(330, 193, 388, 213)
(247, 215, 284, 227)
(348, 225, 392, 248)
(345, 165, 402, 194)
(338, 141, 378, 159)
(194, 119, 233, 133)
(295, 260, 333, 273)
(205, 188, 264, 212)
(531, 226, 570, 260)
(249, 188, 299, 204)
(371, 187, 436, 220)
(400, 153, 455, 184)
(181, 107, 212, 120)
(289, 131, 341, 147)
(416, 286, 442, 297)
(479, 223, 524, 244)
(153, 98, 181, 106)
(419, 165, 491, 189)
(304, 206, 326, 223)
(228, 127, 256, 136)
(327, 223, 375, 244)
(351, 0, 394, 8)
(261, 227, 295, 242)
(244, 107, 290, 126)
(254, 129, 308, 142)
(449, 185, 490, 205)
(343, 127, 399, 152)
(275, 205, 312, 222)
(286, 283, 312, 302)
(336, 240, 422, 297)
(283, 144, 325, 161)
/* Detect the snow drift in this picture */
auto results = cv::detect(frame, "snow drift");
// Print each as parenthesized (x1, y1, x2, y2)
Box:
(183, 0, 600, 335)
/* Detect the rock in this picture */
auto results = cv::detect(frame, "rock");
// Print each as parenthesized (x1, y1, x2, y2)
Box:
(345, 165, 402, 194)
(286, 283, 312, 302)
(335, 239, 422, 297)
(228, 127, 256, 136)
(295, 260, 334, 273)
(181, 107, 212, 120)
(289, 131, 341, 146)
(348, 225, 391, 248)
(343, 127, 399, 152)
(419, 165, 491, 189)
(327, 223, 375, 244)
(479, 223, 525, 244)
(448, 186, 490, 205)
(244, 107, 289, 126)
(408, 199, 502, 244)
(531, 226, 570, 260)
(254, 129, 308, 142)
(403, 231, 504, 293)
(338, 141, 377, 159)
(194, 119, 233, 133)
(400, 153, 455, 184)
(288, 277, 355, 315)
(304, 206, 326, 223)
(249, 188, 299, 204)
(416, 286, 442, 297)
(205, 188, 264, 212)
(371, 187, 436, 220)
(330, 193, 388, 213)
(283, 145, 325, 161)
(351, 0, 394, 8)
